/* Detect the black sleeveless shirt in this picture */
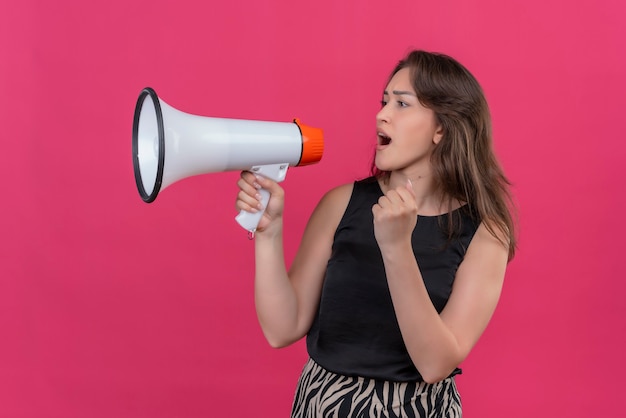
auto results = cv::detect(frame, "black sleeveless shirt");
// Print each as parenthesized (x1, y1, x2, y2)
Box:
(306, 177, 481, 382)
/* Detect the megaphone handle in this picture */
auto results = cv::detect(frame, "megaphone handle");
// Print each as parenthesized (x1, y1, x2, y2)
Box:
(235, 188, 271, 233)
(234, 163, 289, 233)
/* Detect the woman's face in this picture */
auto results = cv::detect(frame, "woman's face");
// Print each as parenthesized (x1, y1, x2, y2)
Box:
(375, 67, 442, 175)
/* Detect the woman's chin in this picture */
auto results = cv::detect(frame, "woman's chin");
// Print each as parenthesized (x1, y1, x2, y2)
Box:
(374, 156, 392, 172)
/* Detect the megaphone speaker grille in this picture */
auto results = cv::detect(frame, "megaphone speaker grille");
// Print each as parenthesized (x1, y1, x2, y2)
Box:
(132, 87, 165, 203)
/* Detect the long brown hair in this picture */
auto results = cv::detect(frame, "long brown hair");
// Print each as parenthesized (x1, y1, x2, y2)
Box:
(372, 50, 517, 260)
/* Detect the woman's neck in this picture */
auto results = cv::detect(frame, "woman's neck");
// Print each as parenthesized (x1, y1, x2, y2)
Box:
(380, 171, 452, 216)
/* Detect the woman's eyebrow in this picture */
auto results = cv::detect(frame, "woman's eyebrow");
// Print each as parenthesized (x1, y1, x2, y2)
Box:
(383, 90, 417, 97)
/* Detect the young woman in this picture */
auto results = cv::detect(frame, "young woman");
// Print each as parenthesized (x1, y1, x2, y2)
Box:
(235, 50, 516, 417)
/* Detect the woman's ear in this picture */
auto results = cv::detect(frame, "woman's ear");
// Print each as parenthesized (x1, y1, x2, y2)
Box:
(433, 125, 444, 145)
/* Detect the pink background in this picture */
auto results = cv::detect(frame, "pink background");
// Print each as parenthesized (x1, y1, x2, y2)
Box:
(1, 0, 625, 416)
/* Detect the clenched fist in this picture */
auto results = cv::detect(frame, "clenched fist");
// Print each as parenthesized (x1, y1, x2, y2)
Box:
(372, 179, 418, 249)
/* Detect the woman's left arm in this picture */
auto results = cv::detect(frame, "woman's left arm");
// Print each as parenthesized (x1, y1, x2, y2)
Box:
(374, 188, 509, 383)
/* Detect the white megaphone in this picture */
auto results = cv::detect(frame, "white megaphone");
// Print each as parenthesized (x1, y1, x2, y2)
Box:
(132, 87, 324, 233)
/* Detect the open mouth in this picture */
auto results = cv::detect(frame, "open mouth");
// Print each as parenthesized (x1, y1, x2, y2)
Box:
(378, 133, 392, 146)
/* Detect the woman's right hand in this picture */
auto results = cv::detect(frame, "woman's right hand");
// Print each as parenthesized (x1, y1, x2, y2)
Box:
(236, 171, 285, 234)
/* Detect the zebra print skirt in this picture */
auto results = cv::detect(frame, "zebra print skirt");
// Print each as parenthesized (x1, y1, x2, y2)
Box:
(291, 358, 462, 418)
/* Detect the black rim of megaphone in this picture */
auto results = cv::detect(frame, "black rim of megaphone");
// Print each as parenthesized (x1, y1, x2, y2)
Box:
(132, 87, 165, 203)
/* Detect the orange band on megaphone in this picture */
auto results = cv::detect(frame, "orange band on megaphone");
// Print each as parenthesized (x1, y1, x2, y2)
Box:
(294, 119, 324, 166)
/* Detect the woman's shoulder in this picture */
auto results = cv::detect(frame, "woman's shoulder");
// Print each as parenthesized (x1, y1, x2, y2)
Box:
(318, 181, 355, 209)
(320, 176, 378, 202)
(302, 182, 355, 239)
(312, 176, 380, 222)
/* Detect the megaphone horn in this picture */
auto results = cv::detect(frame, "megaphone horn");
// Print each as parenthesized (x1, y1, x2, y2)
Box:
(132, 87, 324, 232)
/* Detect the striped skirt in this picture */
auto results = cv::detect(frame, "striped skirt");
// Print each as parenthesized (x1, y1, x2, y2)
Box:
(291, 358, 462, 418)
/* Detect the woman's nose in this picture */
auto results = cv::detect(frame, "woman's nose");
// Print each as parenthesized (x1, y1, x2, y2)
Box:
(376, 105, 390, 123)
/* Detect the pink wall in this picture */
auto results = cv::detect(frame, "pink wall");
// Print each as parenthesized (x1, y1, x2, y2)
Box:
(1, 0, 624, 416)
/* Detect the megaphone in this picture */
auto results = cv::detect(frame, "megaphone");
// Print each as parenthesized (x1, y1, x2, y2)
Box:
(132, 87, 324, 232)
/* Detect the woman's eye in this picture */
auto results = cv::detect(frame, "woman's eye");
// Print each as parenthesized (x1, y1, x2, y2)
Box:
(380, 100, 387, 108)
(397, 101, 408, 107)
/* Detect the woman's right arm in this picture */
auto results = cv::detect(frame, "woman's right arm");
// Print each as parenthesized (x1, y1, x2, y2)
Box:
(236, 171, 352, 348)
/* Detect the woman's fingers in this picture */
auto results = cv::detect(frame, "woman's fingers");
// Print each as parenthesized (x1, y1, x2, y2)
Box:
(235, 170, 286, 220)
(236, 171, 263, 212)
(236, 189, 262, 212)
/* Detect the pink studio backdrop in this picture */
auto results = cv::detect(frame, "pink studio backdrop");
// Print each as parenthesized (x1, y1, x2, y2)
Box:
(1, 0, 624, 417)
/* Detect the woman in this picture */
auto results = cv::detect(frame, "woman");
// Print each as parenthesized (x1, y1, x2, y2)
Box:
(236, 50, 516, 417)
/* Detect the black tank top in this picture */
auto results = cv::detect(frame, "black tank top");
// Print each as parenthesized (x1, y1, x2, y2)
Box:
(306, 177, 481, 382)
